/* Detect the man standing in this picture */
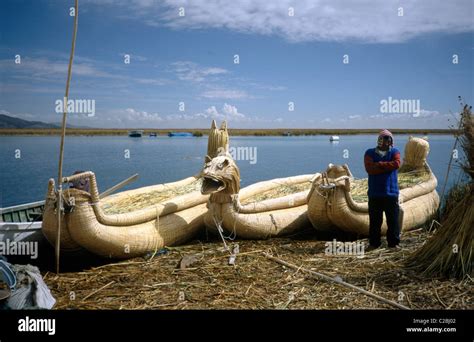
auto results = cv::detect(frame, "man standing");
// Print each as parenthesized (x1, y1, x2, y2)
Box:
(364, 129, 401, 250)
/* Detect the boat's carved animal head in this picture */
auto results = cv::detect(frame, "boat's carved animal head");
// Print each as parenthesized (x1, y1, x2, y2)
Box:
(201, 152, 240, 196)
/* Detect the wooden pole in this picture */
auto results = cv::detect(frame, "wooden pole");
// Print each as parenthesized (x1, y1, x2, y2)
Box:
(56, 0, 79, 274)
(99, 173, 139, 199)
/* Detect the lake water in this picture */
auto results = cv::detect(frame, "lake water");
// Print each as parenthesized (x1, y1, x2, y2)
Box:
(0, 134, 464, 207)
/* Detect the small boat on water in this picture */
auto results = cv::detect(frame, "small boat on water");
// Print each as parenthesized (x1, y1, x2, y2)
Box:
(201, 153, 320, 239)
(149, 132, 157, 137)
(168, 132, 193, 137)
(42, 121, 230, 259)
(329, 135, 339, 142)
(128, 130, 144, 137)
(0, 201, 44, 243)
(307, 136, 439, 235)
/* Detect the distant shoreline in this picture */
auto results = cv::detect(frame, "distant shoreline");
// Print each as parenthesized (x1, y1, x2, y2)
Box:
(0, 128, 456, 136)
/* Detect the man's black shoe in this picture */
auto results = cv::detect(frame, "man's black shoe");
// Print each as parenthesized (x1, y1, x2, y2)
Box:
(366, 244, 380, 252)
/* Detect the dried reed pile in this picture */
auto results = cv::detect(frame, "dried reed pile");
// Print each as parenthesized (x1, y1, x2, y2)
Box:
(43, 228, 472, 309)
(406, 102, 473, 279)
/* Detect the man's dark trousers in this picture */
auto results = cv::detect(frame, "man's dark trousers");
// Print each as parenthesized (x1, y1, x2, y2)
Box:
(368, 196, 400, 247)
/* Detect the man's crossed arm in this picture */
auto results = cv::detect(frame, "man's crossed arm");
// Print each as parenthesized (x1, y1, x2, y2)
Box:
(364, 151, 401, 175)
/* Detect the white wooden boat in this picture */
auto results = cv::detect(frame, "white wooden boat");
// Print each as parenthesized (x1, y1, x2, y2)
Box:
(0, 201, 44, 243)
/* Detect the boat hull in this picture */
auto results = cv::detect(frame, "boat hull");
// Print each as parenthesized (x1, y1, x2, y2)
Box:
(42, 173, 209, 258)
(204, 174, 317, 239)
(307, 167, 440, 235)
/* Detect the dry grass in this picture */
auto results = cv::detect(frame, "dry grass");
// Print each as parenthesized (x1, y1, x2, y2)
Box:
(101, 179, 202, 214)
(241, 182, 312, 204)
(405, 103, 473, 280)
(406, 188, 473, 279)
(44, 228, 472, 310)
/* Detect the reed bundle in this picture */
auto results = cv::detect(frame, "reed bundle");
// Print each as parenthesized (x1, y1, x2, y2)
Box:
(406, 102, 473, 279)
(241, 181, 312, 204)
(101, 179, 202, 214)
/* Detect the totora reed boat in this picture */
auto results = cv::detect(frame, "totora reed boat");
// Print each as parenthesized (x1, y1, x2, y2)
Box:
(42, 120, 229, 258)
(201, 152, 320, 239)
(307, 136, 440, 235)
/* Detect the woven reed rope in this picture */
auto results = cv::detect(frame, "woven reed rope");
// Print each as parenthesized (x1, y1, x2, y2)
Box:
(307, 137, 440, 235)
(42, 179, 82, 251)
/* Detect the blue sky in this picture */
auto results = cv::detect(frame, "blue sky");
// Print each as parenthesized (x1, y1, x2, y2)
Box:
(0, 0, 473, 128)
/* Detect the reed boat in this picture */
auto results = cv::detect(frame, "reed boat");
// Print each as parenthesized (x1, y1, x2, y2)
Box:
(41, 120, 230, 258)
(307, 137, 440, 235)
(201, 152, 319, 239)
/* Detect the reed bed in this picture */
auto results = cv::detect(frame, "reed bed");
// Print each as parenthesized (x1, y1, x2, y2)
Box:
(241, 181, 312, 204)
(405, 103, 473, 280)
(101, 179, 202, 214)
(44, 228, 472, 310)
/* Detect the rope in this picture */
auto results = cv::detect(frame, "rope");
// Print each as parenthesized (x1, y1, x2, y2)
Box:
(55, 0, 79, 274)
(269, 213, 278, 234)
(212, 215, 230, 252)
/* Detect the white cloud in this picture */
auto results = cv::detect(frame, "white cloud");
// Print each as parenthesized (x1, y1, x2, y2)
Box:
(200, 89, 250, 99)
(89, 104, 248, 127)
(165, 113, 197, 121)
(0, 58, 108, 78)
(172, 61, 228, 83)
(222, 103, 245, 119)
(369, 109, 441, 120)
(246, 82, 287, 91)
(196, 103, 247, 121)
(133, 78, 168, 86)
(0, 57, 168, 86)
(86, 0, 474, 43)
(348, 115, 361, 120)
(417, 109, 440, 118)
(123, 108, 163, 122)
